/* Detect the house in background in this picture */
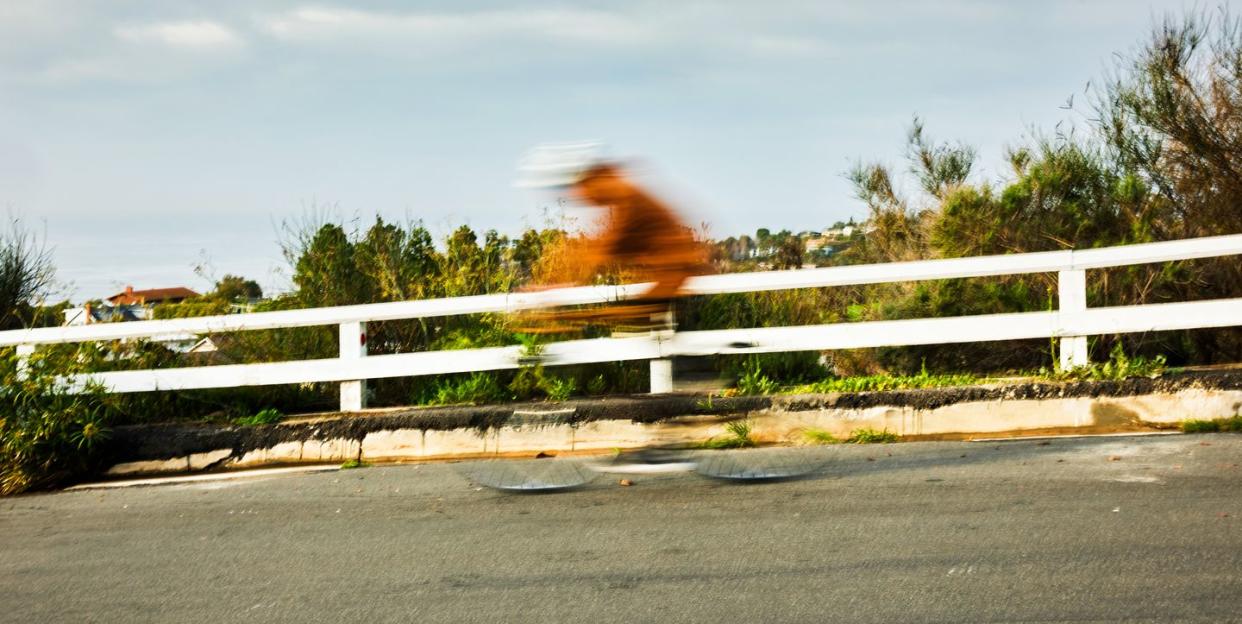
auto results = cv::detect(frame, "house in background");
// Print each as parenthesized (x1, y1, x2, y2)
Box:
(62, 285, 201, 327)
(62, 303, 147, 325)
(106, 285, 200, 306)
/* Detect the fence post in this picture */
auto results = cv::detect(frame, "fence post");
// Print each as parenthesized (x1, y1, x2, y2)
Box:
(648, 318, 675, 394)
(339, 321, 367, 411)
(1058, 269, 1089, 370)
(15, 344, 34, 380)
(649, 358, 674, 394)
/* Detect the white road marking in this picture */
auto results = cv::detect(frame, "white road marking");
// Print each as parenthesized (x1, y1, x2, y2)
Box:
(1107, 475, 1163, 484)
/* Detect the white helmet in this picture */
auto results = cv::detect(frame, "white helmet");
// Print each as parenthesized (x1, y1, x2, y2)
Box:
(514, 141, 607, 189)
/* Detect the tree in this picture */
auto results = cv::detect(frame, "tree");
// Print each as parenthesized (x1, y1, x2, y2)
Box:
(481, 230, 513, 292)
(932, 139, 1133, 258)
(1092, 8, 1242, 361)
(907, 115, 976, 200)
(774, 236, 804, 269)
(354, 217, 442, 302)
(847, 160, 924, 263)
(755, 228, 772, 255)
(212, 274, 262, 302)
(0, 217, 55, 331)
(736, 234, 755, 259)
(512, 229, 545, 281)
(441, 225, 490, 297)
(1095, 9, 1242, 240)
(402, 222, 442, 300)
(293, 223, 369, 306)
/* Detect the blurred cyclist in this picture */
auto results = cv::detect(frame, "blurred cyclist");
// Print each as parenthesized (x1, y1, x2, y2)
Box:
(510, 144, 711, 472)
(516, 143, 707, 326)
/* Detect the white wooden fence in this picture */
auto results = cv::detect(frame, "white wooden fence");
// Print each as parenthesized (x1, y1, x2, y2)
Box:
(3, 234, 1241, 411)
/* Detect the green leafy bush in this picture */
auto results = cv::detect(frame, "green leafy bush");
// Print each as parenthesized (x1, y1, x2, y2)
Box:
(1051, 342, 1166, 381)
(586, 374, 608, 395)
(1, 349, 112, 495)
(736, 357, 781, 395)
(720, 351, 826, 385)
(542, 376, 577, 402)
(423, 372, 507, 405)
(233, 408, 283, 426)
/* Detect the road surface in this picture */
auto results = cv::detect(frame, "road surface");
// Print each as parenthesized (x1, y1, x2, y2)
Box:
(2, 434, 1241, 623)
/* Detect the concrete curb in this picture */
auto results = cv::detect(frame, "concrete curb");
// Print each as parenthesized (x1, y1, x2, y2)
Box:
(98, 372, 1242, 478)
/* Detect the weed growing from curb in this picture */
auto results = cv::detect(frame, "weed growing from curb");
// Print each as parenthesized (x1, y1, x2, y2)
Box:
(801, 428, 840, 444)
(700, 420, 757, 449)
(845, 428, 900, 444)
(1181, 415, 1242, 433)
(802, 426, 900, 444)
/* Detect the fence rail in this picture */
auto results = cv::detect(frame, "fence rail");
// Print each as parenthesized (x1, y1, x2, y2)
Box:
(4, 233, 1242, 410)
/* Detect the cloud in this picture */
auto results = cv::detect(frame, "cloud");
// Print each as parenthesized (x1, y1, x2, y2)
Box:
(261, 6, 651, 47)
(3, 18, 248, 85)
(747, 35, 835, 58)
(115, 20, 245, 49)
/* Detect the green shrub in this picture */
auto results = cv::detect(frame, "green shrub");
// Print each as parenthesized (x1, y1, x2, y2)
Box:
(424, 372, 507, 405)
(586, 374, 608, 395)
(736, 357, 781, 395)
(1, 349, 112, 495)
(233, 408, 283, 426)
(542, 376, 577, 402)
(1054, 342, 1166, 381)
(713, 351, 825, 391)
(507, 365, 544, 401)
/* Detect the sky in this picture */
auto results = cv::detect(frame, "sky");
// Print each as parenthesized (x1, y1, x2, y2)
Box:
(0, 0, 1215, 301)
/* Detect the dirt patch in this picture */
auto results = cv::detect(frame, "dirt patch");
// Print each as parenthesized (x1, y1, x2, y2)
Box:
(1090, 402, 1143, 427)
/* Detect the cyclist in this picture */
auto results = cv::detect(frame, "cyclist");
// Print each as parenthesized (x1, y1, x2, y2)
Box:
(516, 143, 707, 328)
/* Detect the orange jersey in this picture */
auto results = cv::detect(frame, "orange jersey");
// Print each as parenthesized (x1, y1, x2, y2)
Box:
(574, 165, 707, 300)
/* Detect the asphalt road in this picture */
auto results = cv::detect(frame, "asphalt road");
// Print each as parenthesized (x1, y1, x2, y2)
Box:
(3, 434, 1241, 623)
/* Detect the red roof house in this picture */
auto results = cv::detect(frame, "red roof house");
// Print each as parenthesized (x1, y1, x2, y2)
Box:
(106, 285, 200, 306)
